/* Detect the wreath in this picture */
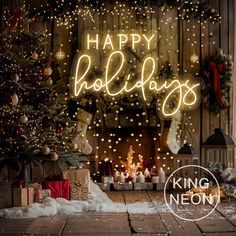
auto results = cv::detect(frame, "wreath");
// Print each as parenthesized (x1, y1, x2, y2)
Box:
(201, 49, 233, 114)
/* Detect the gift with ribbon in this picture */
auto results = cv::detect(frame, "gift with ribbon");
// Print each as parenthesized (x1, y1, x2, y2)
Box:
(43, 180, 70, 200)
(62, 169, 90, 200)
(34, 189, 51, 203)
(13, 187, 34, 207)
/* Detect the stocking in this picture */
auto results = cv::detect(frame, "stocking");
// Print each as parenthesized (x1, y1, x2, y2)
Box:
(74, 109, 93, 155)
(166, 110, 182, 154)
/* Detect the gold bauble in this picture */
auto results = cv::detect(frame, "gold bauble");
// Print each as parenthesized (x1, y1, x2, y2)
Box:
(190, 53, 199, 64)
(55, 48, 66, 61)
(44, 67, 53, 76)
(31, 51, 39, 60)
(46, 77, 53, 86)
(50, 152, 58, 161)
(41, 145, 50, 155)
(11, 93, 18, 106)
(20, 114, 28, 123)
(68, 142, 78, 151)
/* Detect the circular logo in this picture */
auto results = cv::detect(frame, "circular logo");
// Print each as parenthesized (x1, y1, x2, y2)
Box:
(164, 165, 220, 222)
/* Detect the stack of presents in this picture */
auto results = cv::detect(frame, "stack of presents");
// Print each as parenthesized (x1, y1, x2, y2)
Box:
(0, 169, 90, 208)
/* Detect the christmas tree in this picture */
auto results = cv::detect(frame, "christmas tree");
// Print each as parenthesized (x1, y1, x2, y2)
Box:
(0, 18, 91, 181)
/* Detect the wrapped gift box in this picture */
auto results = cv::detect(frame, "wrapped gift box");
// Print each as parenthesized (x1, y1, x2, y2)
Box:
(27, 183, 42, 191)
(13, 187, 34, 207)
(62, 169, 90, 200)
(34, 189, 51, 203)
(134, 183, 153, 191)
(44, 180, 70, 200)
(27, 187, 34, 205)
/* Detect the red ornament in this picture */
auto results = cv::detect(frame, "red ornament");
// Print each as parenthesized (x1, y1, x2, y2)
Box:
(34, 15, 41, 22)
(15, 127, 23, 136)
(18, 180, 25, 188)
(53, 143, 60, 149)
(11, 73, 20, 82)
(57, 124, 64, 132)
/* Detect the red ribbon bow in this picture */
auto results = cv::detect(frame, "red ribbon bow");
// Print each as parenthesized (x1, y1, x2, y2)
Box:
(207, 60, 226, 109)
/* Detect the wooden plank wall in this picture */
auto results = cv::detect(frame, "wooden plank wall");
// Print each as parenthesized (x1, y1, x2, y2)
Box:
(0, 0, 235, 181)
(58, 0, 233, 168)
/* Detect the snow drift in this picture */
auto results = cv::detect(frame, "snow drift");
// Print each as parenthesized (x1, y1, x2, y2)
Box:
(0, 182, 168, 218)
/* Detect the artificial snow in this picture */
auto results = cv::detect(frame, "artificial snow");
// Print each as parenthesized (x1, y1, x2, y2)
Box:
(0, 181, 168, 218)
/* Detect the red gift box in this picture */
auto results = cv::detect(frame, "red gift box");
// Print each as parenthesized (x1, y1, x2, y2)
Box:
(43, 180, 70, 200)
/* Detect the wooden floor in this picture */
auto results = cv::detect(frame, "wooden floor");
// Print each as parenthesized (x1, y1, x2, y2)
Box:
(0, 191, 236, 236)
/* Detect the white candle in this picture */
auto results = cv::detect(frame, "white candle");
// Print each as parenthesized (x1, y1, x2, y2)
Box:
(159, 168, 166, 183)
(114, 171, 120, 182)
(138, 174, 145, 183)
(130, 171, 137, 183)
(120, 173, 126, 183)
(132, 176, 137, 183)
(130, 171, 136, 178)
(144, 168, 150, 178)
(152, 176, 160, 183)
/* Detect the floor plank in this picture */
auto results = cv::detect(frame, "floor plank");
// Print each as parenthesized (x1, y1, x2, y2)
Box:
(25, 216, 67, 235)
(63, 213, 131, 235)
(124, 191, 150, 203)
(129, 214, 167, 234)
(106, 192, 125, 203)
(174, 217, 202, 236)
(160, 213, 185, 236)
(205, 233, 236, 236)
(196, 219, 236, 233)
(0, 191, 236, 236)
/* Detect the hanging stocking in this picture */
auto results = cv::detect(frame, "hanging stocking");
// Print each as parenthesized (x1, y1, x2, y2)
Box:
(166, 110, 182, 154)
(74, 109, 93, 155)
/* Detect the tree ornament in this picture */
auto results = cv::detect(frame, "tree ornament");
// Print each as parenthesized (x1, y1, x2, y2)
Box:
(211, 8, 215, 13)
(53, 143, 60, 149)
(15, 126, 23, 136)
(190, 53, 199, 63)
(41, 144, 50, 155)
(20, 114, 28, 123)
(11, 93, 18, 106)
(50, 152, 58, 161)
(31, 51, 39, 60)
(11, 73, 20, 82)
(55, 47, 66, 61)
(218, 48, 223, 56)
(44, 67, 52, 76)
(46, 77, 53, 85)
(68, 142, 78, 151)
(57, 124, 64, 132)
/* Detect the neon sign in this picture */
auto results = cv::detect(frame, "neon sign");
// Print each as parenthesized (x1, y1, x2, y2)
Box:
(70, 32, 200, 117)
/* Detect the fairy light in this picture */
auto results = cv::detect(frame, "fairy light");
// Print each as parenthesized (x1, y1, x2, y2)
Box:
(0, 0, 221, 178)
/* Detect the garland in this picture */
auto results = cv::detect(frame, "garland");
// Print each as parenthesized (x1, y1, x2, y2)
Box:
(2, 0, 220, 31)
(201, 49, 233, 114)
